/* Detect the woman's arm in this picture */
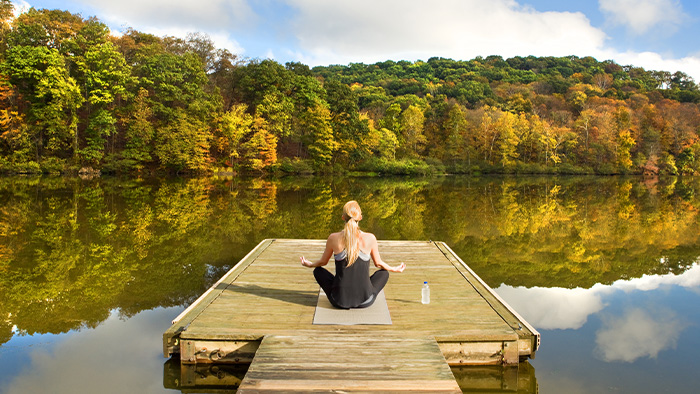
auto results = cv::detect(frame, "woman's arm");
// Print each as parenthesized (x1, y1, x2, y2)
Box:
(301, 234, 336, 268)
(367, 233, 406, 273)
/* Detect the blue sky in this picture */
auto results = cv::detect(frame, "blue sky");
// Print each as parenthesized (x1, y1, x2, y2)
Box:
(11, 0, 700, 80)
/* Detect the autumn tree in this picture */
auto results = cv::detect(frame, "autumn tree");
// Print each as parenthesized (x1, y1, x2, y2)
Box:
(242, 117, 278, 172)
(399, 104, 427, 157)
(442, 103, 470, 164)
(0, 76, 31, 165)
(613, 107, 635, 170)
(213, 103, 253, 168)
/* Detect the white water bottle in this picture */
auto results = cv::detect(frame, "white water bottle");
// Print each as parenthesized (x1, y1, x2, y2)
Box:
(421, 281, 430, 304)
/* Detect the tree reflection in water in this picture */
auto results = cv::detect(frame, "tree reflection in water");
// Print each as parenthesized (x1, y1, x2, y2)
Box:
(0, 175, 699, 346)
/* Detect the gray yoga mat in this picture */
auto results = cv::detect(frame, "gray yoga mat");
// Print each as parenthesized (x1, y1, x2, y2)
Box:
(313, 289, 392, 325)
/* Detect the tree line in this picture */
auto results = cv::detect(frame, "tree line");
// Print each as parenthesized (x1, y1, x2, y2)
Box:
(1, 2, 699, 176)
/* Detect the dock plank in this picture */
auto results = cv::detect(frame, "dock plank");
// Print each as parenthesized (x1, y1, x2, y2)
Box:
(238, 334, 461, 393)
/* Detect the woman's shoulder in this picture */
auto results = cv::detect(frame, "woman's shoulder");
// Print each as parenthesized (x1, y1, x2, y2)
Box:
(327, 231, 344, 243)
(360, 231, 377, 242)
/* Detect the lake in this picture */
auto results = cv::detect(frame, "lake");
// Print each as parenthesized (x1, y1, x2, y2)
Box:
(0, 175, 699, 393)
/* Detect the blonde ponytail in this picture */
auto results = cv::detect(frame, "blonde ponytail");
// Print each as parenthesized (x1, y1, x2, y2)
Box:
(342, 201, 362, 266)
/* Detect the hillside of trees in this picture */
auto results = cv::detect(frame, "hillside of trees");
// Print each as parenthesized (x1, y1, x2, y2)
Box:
(1, 2, 699, 176)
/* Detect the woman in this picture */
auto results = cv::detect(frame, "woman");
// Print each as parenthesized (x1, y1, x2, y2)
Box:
(301, 200, 406, 309)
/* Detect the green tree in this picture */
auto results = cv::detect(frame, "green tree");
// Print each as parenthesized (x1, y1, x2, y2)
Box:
(256, 91, 293, 138)
(325, 79, 367, 161)
(379, 103, 401, 134)
(377, 128, 399, 160)
(134, 50, 218, 171)
(120, 88, 154, 171)
(301, 102, 338, 166)
(154, 109, 210, 172)
(3, 45, 83, 160)
(7, 8, 85, 53)
(0, 0, 14, 54)
(76, 42, 131, 165)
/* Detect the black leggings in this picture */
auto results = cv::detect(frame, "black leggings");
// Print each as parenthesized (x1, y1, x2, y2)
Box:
(313, 267, 389, 309)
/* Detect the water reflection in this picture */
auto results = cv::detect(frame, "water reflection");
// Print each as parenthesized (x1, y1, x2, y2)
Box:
(162, 361, 246, 393)
(595, 307, 685, 362)
(496, 263, 699, 363)
(451, 364, 537, 393)
(1, 175, 700, 393)
(2, 307, 180, 394)
(1, 176, 700, 346)
(160, 360, 539, 393)
(496, 263, 700, 330)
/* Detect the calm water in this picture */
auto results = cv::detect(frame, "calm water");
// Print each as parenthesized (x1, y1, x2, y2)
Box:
(0, 175, 699, 393)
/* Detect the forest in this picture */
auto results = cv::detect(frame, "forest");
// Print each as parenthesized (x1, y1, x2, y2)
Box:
(1, 2, 700, 176)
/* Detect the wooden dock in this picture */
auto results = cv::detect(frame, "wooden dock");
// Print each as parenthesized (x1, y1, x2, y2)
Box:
(238, 334, 461, 393)
(163, 239, 539, 391)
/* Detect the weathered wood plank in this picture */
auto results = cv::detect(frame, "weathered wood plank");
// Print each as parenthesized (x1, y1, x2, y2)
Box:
(238, 334, 461, 393)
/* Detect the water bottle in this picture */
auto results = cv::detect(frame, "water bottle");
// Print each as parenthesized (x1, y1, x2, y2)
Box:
(421, 281, 430, 304)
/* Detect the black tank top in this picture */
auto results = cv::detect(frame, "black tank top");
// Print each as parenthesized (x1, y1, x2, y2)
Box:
(331, 249, 374, 308)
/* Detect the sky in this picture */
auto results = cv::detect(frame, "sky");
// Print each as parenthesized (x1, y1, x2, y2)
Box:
(10, 0, 700, 81)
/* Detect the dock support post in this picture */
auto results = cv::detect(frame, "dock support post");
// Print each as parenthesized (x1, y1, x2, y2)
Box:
(503, 341, 519, 365)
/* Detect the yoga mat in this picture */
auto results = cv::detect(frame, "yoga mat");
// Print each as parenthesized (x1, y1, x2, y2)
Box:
(313, 289, 392, 325)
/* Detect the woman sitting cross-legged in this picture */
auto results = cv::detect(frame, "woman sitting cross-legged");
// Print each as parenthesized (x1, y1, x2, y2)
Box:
(301, 200, 406, 309)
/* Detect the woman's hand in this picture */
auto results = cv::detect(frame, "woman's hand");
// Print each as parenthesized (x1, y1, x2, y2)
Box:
(300, 256, 314, 268)
(390, 262, 406, 273)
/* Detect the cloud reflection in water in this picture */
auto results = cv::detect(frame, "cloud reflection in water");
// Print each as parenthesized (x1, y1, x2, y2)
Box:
(595, 307, 685, 362)
(495, 263, 699, 362)
(3, 307, 179, 394)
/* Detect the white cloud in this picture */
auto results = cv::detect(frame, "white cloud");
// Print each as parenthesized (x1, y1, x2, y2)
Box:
(285, 0, 607, 66)
(76, 0, 256, 31)
(281, 0, 700, 82)
(67, 0, 251, 56)
(10, 0, 30, 16)
(21, 0, 700, 83)
(596, 50, 700, 82)
(599, 0, 686, 35)
(205, 31, 246, 57)
(594, 308, 685, 362)
(104, 24, 245, 58)
(495, 263, 700, 331)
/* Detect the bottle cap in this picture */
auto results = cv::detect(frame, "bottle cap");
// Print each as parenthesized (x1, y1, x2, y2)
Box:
(424, 281, 427, 284)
